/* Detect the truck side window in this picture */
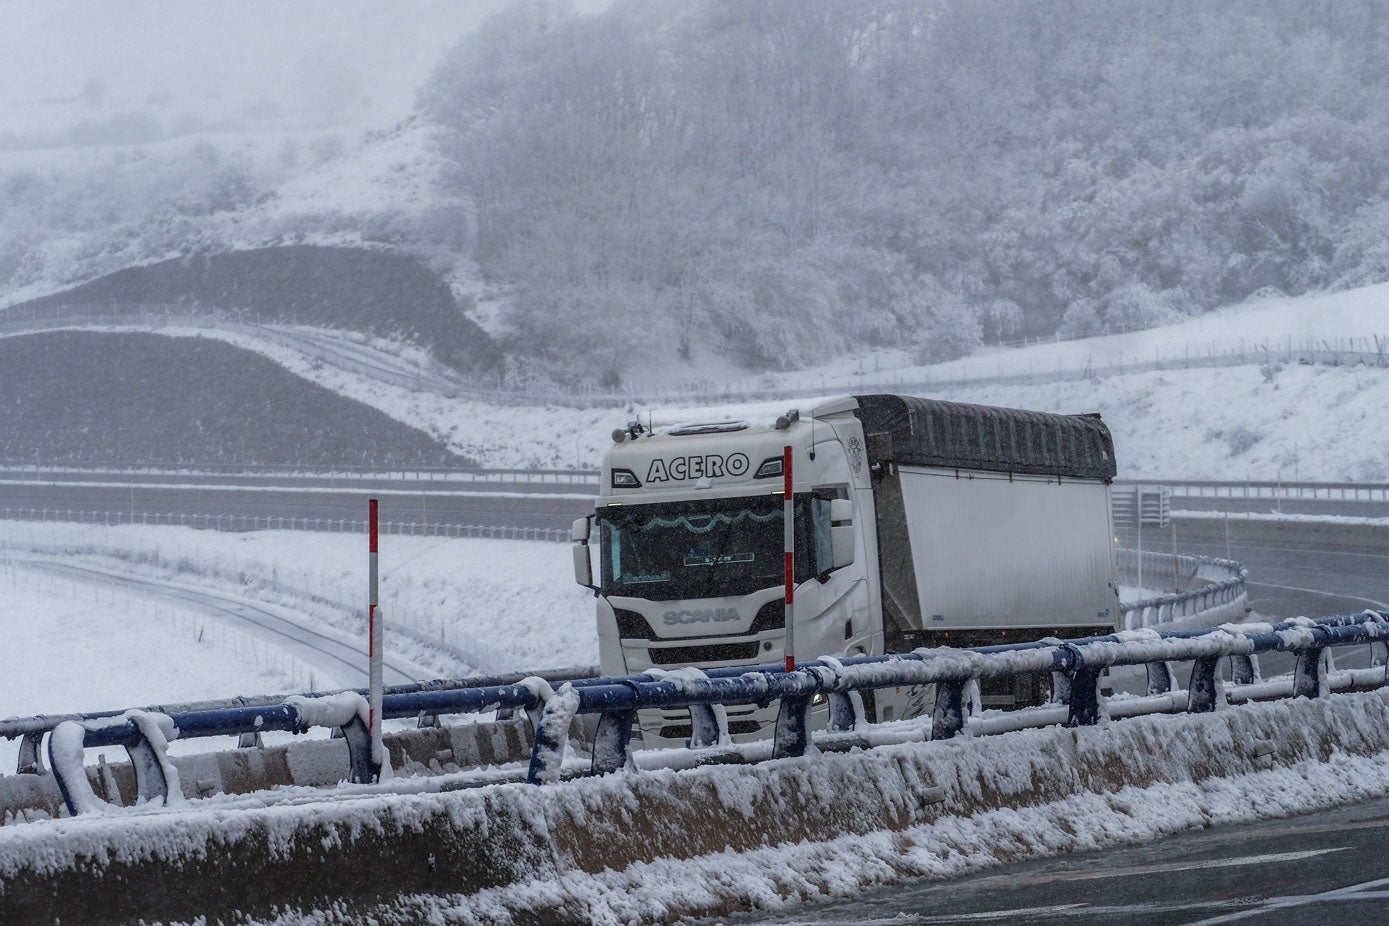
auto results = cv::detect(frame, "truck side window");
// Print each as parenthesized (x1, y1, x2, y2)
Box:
(811, 496, 833, 575)
(809, 487, 848, 576)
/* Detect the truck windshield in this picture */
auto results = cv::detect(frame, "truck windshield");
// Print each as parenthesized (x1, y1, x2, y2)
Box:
(596, 494, 830, 602)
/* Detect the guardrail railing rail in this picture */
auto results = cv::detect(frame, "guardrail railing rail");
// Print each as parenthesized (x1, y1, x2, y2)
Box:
(26, 610, 1388, 817)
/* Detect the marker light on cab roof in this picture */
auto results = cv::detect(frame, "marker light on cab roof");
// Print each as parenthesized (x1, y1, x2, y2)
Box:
(754, 457, 784, 479)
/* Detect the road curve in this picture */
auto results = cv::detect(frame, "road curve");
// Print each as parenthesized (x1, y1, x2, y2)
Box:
(17, 557, 422, 689)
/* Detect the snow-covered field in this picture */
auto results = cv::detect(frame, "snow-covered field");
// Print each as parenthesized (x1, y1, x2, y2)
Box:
(0, 562, 303, 729)
(0, 519, 595, 771)
(779, 283, 1389, 388)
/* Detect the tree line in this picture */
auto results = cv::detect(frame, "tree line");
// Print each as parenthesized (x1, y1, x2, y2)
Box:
(419, 0, 1389, 382)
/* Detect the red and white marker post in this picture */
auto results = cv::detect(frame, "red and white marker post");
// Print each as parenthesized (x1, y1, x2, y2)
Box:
(783, 446, 795, 673)
(367, 498, 383, 781)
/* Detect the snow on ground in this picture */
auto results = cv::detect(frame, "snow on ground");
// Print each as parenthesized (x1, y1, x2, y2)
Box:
(8, 284, 1389, 479)
(0, 520, 596, 675)
(774, 283, 1389, 389)
(938, 362, 1389, 483)
(249, 119, 456, 223)
(5, 686, 1389, 925)
(0, 559, 305, 771)
(0, 519, 596, 770)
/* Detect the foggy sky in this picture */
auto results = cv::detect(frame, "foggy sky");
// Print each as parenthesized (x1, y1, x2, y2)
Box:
(0, 1, 610, 141)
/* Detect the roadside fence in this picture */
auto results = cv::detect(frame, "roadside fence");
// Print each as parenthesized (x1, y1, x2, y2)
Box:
(0, 461, 599, 486)
(5, 302, 1388, 409)
(1119, 478, 1389, 504)
(0, 507, 569, 542)
(32, 610, 1389, 814)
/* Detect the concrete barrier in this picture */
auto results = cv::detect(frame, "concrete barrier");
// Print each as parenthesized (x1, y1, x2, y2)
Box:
(0, 716, 538, 823)
(3, 690, 1389, 924)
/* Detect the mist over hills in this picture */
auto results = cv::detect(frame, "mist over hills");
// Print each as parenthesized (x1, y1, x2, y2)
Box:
(0, 331, 464, 467)
(3, 0, 1389, 394)
(417, 0, 1389, 381)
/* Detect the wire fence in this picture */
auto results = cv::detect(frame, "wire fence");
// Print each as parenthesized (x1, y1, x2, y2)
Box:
(5, 302, 1389, 408)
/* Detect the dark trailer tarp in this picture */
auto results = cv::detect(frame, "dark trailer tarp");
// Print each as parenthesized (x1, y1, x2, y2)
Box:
(851, 394, 1117, 481)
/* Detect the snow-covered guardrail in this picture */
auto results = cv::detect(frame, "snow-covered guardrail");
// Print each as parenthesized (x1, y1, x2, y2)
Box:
(39, 612, 1389, 816)
(0, 666, 598, 779)
(1116, 550, 1248, 629)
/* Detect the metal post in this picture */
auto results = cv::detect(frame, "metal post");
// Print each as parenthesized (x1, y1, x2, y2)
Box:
(1136, 510, 1143, 588)
(367, 498, 382, 782)
(783, 445, 795, 673)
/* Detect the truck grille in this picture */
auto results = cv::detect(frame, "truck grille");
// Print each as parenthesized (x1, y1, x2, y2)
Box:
(648, 641, 760, 666)
(658, 720, 763, 740)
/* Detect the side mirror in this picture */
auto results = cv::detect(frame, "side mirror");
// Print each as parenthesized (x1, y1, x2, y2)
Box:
(571, 517, 591, 543)
(829, 498, 855, 570)
(573, 544, 596, 590)
(572, 516, 596, 590)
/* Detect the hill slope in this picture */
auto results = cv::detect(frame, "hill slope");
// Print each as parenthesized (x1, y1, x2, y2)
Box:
(0, 331, 465, 467)
(13, 245, 498, 374)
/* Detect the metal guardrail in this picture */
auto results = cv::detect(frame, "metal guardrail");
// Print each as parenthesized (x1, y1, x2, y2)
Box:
(39, 612, 1389, 815)
(1116, 478, 1389, 503)
(0, 462, 599, 485)
(1116, 550, 1248, 629)
(10, 467, 1386, 504)
(0, 666, 599, 772)
(0, 507, 571, 541)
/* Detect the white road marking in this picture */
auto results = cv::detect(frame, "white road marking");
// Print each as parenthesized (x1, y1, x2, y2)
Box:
(909, 904, 1086, 922)
(1244, 579, 1389, 610)
(966, 847, 1348, 890)
(1183, 873, 1389, 925)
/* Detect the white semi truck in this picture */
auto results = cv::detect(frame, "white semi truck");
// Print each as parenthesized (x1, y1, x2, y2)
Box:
(571, 393, 1120, 746)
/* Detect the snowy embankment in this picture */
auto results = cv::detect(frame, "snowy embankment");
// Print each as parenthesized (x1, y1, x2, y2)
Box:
(0, 519, 595, 676)
(130, 322, 1389, 480)
(3, 689, 1388, 925)
(6, 283, 1387, 478)
(0, 520, 595, 772)
(85, 283, 1387, 481)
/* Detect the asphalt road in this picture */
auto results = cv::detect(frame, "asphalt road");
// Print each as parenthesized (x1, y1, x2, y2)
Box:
(721, 795, 1389, 925)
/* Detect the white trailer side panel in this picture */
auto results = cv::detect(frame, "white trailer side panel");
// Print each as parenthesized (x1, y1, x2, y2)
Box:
(899, 466, 1117, 631)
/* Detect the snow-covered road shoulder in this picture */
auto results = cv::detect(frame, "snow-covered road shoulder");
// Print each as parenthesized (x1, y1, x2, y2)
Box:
(5, 690, 1389, 925)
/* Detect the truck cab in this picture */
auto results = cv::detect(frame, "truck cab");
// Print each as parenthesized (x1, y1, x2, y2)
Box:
(573, 396, 875, 746)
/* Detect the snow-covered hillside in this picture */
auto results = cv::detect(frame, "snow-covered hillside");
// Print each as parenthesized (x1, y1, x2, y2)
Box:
(140, 283, 1389, 482)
